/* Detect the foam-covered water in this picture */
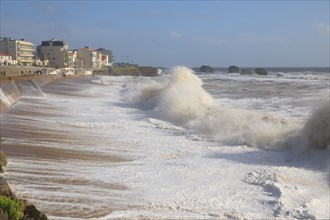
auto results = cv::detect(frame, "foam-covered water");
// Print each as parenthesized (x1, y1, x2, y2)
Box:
(1, 67, 329, 219)
(123, 66, 329, 149)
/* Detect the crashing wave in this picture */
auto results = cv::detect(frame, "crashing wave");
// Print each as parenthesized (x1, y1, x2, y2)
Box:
(123, 66, 329, 150)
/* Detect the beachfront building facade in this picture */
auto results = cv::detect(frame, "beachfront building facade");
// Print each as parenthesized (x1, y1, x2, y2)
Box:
(0, 37, 34, 66)
(67, 50, 74, 68)
(67, 50, 84, 68)
(0, 52, 13, 65)
(0, 37, 114, 69)
(37, 38, 69, 68)
(101, 54, 109, 67)
(96, 48, 112, 67)
(77, 47, 102, 69)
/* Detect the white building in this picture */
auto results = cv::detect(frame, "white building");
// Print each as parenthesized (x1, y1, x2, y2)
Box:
(96, 48, 113, 66)
(38, 38, 69, 68)
(101, 53, 109, 67)
(0, 52, 13, 65)
(68, 50, 84, 68)
(0, 37, 34, 66)
(67, 50, 74, 68)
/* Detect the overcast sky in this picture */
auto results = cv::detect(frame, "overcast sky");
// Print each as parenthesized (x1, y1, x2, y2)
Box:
(1, 1, 329, 67)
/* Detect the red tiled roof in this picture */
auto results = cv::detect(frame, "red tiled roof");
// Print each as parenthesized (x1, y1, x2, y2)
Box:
(0, 52, 10, 56)
(79, 48, 95, 52)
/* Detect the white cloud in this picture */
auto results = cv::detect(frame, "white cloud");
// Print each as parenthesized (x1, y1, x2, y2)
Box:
(170, 32, 183, 38)
(315, 23, 330, 35)
(34, 2, 62, 15)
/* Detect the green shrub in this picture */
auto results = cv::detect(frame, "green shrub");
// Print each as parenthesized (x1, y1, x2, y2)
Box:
(0, 196, 24, 220)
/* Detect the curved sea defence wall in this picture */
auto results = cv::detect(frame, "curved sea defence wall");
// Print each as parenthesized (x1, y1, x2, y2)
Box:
(0, 81, 21, 114)
(0, 69, 87, 115)
(0, 75, 54, 114)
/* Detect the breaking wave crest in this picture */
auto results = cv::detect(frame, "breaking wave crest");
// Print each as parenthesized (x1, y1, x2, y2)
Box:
(298, 99, 330, 150)
(124, 66, 214, 124)
(123, 66, 329, 150)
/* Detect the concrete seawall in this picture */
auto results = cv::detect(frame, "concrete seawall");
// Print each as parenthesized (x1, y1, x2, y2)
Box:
(0, 73, 83, 115)
(0, 66, 55, 78)
(31, 75, 54, 89)
(0, 81, 21, 114)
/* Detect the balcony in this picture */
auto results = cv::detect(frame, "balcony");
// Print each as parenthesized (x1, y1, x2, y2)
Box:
(18, 56, 34, 60)
(19, 59, 34, 63)
(18, 53, 34, 57)
(19, 47, 34, 51)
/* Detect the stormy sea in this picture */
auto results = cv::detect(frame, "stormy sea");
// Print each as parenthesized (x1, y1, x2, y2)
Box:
(1, 66, 329, 219)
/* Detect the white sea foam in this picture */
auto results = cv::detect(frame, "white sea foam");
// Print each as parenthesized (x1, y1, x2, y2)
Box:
(123, 66, 308, 149)
(3, 74, 329, 219)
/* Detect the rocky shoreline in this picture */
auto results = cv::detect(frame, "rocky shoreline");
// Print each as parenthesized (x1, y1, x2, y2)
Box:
(1, 143, 48, 220)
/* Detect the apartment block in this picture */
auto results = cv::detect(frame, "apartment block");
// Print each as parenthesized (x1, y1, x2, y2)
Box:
(37, 38, 69, 68)
(67, 50, 84, 68)
(0, 37, 34, 66)
(77, 47, 102, 69)
(96, 48, 112, 67)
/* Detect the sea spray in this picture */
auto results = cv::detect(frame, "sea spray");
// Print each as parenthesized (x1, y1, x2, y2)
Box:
(188, 107, 298, 148)
(298, 99, 330, 150)
(123, 66, 214, 123)
(157, 67, 214, 123)
(123, 79, 166, 110)
(123, 66, 329, 149)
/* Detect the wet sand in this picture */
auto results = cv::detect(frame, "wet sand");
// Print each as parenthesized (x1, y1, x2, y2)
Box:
(0, 77, 135, 219)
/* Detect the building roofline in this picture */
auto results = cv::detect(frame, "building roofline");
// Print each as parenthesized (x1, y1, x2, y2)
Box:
(0, 52, 11, 56)
(79, 47, 96, 52)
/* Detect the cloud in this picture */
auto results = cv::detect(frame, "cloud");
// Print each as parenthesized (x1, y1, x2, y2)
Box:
(34, 2, 61, 15)
(170, 32, 183, 38)
(315, 23, 330, 35)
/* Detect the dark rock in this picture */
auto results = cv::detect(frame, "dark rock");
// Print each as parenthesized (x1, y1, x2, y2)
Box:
(0, 177, 14, 199)
(240, 69, 254, 75)
(140, 66, 159, 76)
(109, 66, 159, 76)
(22, 205, 48, 220)
(228, 65, 240, 73)
(254, 68, 268, 75)
(199, 65, 214, 73)
(0, 151, 7, 172)
(21, 199, 32, 208)
(0, 208, 9, 220)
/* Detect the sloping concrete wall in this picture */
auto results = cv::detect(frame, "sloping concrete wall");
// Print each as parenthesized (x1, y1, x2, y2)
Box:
(0, 75, 61, 115)
(0, 66, 54, 77)
(0, 81, 21, 114)
(0, 67, 89, 115)
(31, 75, 53, 89)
